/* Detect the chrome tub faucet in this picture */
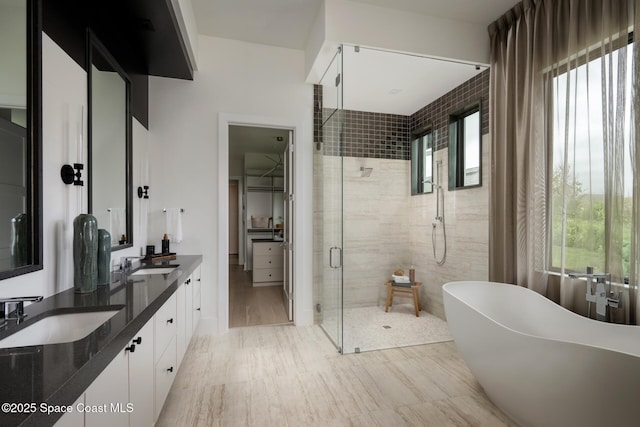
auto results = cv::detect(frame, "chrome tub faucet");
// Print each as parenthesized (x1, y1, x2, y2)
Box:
(569, 266, 621, 322)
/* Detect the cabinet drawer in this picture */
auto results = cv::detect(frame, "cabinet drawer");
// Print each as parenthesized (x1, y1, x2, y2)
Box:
(154, 336, 177, 421)
(253, 241, 282, 255)
(253, 254, 283, 269)
(154, 293, 177, 363)
(253, 268, 284, 282)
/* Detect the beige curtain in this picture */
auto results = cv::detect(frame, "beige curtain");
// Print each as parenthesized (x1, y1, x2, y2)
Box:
(489, 0, 640, 323)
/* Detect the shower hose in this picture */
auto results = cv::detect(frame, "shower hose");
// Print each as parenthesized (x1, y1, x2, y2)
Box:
(432, 185, 447, 265)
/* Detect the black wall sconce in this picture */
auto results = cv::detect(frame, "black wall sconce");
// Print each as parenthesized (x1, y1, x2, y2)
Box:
(60, 164, 84, 186)
(137, 185, 149, 199)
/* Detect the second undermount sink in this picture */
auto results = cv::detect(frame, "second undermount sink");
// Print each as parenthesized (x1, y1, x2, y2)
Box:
(130, 266, 178, 276)
(0, 309, 121, 349)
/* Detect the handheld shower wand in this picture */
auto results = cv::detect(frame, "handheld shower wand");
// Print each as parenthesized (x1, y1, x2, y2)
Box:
(432, 160, 447, 265)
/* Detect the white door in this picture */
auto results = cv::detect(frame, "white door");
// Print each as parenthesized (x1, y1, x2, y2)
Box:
(283, 132, 294, 321)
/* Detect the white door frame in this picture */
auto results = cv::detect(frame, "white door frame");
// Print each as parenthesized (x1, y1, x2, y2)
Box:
(218, 113, 307, 333)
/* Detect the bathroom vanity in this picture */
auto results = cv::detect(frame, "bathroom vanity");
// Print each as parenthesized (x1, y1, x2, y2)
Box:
(0, 255, 202, 426)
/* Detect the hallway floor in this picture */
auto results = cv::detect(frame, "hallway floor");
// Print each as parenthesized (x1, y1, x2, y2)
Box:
(229, 259, 290, 328)
(157, 325, 515, 426)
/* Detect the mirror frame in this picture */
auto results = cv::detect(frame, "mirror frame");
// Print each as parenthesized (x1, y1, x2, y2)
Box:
(448, 100, 482, 191)
(0, 0, 43, 281)
(87, 29, 133, 251)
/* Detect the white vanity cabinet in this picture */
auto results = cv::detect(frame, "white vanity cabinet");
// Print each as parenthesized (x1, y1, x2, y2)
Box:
(175, 273, 192, 367)
(84, 343, 129, 426)
(52, 261, 202, 427)
(176, 267, 202, 366)
(154, 293, 177, 421)
(128, 318, 154, 427)
(82, 317, 154, 427)
(192, 266, 202, 330)
(185, 275, 194, 342)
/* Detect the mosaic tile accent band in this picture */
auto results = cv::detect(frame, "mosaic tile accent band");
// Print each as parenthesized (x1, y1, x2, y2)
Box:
(314, 69, 490, 159)
(410, 69, 490, 151)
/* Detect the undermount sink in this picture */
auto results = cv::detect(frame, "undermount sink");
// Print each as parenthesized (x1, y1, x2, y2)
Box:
(0, 309, 121, 349)
(130, 266, 178, 276)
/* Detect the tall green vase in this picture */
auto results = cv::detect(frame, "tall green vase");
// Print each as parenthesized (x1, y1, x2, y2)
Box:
(74, 214, 98, 293)
(97, 229, 111, 286)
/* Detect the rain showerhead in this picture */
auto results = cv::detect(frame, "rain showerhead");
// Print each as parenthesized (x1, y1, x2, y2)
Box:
(360, 167, 373, 177)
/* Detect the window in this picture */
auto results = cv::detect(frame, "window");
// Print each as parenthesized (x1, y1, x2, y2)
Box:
(550, 41, 634, 278)
(411, 130, 433, 195)
(449, 104, 481, 189)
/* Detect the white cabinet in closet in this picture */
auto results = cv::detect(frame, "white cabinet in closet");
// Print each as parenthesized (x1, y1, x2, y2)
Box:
(252, 240, 283, 286)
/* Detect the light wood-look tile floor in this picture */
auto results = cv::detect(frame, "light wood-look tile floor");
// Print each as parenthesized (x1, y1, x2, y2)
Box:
(157, 325, 516, 426)
(229, 262, 290, 328)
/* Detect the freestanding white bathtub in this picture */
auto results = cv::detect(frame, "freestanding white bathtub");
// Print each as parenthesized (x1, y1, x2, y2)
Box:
(443, 281, 640, 427)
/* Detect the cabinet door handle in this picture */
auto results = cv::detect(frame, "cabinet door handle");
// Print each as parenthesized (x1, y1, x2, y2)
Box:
(197, 308, 201, 311)
(167, 318, 174, 324)
(167, 366, 174, 373)
(125, 344, 136, 353)
(132, 337, 142, 345)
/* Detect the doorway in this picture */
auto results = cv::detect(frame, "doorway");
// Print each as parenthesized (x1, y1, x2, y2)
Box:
(227, 125, 294, 328)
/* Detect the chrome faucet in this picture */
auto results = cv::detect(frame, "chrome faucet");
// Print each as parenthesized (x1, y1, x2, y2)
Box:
(120, 256, 145, 276)
(0, 296, 43, 323)
(569, 266, 621, 321)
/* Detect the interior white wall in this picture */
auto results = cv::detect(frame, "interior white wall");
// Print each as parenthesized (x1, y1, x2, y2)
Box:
(0, 33, 150, 299)
(148, 35, 314, 334)
(305, 0, 490, 82)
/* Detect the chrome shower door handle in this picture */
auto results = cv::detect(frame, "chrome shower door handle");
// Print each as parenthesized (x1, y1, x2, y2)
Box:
(329, 246, 342, 269)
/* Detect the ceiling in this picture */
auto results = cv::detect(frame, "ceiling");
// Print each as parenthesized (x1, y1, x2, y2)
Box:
(340, 47, 486, 115)
(205, 1, 518, 151)
(191, 0, 519, 50)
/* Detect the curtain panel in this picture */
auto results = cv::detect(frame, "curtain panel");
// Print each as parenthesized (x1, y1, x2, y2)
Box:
(489, 0, 640, 323)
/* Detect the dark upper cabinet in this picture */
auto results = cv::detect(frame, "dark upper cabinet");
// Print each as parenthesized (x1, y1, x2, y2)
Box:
(42, 0, 194, 130)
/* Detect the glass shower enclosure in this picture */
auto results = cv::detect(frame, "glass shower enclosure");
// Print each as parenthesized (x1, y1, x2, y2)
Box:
(316, 47, 344, 352)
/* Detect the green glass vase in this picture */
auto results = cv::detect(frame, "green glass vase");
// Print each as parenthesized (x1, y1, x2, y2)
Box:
(97, 229, 111, 286)
(73, 214, 98, 293)
(10, 213, 28, 268)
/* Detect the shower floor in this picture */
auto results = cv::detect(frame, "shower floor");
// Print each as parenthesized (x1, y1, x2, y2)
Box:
(322, 304, 453, 354)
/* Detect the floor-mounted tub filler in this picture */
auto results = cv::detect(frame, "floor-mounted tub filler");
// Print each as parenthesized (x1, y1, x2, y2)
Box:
(443, 281, 640, 427)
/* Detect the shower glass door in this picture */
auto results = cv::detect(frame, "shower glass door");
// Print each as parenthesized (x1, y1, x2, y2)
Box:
(317, 47, 344, 352)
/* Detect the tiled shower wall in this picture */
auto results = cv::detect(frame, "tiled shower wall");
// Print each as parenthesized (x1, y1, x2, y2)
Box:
(315, 69, 489, 157)
(314, 69, 491, 319)
(410, 70, 489, 150)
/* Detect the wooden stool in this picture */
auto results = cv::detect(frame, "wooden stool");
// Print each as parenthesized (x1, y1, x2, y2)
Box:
(384, 280, 422, 317)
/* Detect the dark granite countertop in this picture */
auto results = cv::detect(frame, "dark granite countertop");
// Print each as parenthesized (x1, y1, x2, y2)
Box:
(0, 255, 202, 427)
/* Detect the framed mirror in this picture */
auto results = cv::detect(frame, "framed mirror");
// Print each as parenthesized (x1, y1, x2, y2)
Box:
(0, 0, 42, 280)
(411, 129, 433, 195)
(87, 30, 132, 250)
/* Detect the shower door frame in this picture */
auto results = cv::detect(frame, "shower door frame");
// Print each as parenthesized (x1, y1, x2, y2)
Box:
(317, 46, 345, 353)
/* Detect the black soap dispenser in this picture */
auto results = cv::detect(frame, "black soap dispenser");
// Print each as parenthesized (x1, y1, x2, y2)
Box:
(162, 234, 170, 254)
